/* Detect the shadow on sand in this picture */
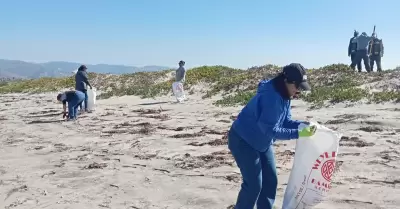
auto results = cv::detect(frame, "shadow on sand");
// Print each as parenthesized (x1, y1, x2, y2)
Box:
(138, 101, 169, 106)
(26, 113, 62, 118)
(27, 119, 64, 124)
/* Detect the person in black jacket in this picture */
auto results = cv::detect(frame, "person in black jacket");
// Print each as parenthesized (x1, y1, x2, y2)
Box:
(350, 32, 374, 72)
(348, 30, 362, 72)
(368, 34, 384, 72)
(56, 90, 86, 120)
(75, 65, 92, 112)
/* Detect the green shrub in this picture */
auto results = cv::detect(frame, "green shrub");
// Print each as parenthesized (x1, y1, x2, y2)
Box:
(369, 91, 400, 103)
(214, 90, 256, 106)
(0, 76, 75, 94)
(1, 63, 400, 107)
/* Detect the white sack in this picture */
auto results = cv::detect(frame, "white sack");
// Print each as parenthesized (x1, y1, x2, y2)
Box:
(282, 122, 342, 209)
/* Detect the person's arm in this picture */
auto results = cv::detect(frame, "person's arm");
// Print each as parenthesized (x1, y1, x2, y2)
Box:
(283, 106, 305, 129)
(381, 40, 384, 57)
(368, 40, 371, 54)
(62, 101, 67, 114)
(82, 72, 92, 89)
(348, 38, 352, 56)
(257, 95, 299, 140)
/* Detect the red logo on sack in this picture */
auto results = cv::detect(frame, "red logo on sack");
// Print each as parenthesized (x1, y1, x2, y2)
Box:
(321, 159, 335, 182)
(310, 151, 337, 191)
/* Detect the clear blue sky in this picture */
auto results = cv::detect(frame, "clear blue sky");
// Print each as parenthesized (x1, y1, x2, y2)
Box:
(0, 0, 399, 69)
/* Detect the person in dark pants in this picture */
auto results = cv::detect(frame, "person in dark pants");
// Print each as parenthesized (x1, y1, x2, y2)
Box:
(348, 30, 362, 71)
(350, 32, 374, 72)
(228, 63, 317, 209)
(56, 90, 85, 120)
(75, 65, 92, 112)
(368, 34, 384, 72)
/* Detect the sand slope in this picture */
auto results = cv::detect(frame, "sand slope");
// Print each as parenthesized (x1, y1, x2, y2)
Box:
(0, 93, 399, 209)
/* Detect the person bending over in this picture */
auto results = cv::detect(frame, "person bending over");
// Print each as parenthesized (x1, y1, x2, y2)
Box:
(57, 90, 86, 120)
(228, 63, 317, 209)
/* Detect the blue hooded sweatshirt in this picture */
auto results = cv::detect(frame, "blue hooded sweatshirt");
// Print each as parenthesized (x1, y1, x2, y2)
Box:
(231, 77, 302, 152)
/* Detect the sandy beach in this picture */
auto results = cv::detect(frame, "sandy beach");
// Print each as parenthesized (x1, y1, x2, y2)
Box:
(0, 92, 399, 209)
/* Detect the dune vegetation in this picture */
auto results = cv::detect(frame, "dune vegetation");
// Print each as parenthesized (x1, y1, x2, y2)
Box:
(1, 63, 400, 108)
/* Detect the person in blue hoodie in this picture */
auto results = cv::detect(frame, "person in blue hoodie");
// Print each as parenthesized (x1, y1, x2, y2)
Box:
(228, 63, 317, 209)
(75, 65, 92, 112)
(56, 90, 86, 120)
(350, 32, 375, 72)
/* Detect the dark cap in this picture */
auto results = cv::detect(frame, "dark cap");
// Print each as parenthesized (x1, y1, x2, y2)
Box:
(179, 60, 185, 65)
(282, 63, 311, 91)
(56, 93, 62, 101)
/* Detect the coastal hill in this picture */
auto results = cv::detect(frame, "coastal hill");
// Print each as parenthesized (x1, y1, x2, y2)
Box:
(1, 63, 400, 108)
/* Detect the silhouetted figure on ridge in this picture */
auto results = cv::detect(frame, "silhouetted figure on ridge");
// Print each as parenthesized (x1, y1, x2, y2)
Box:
(368, 33, 384, 72)
(348, 30, 362, 71)
(350, 32, 374, 72)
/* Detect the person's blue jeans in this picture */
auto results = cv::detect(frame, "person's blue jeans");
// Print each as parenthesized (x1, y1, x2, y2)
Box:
(69, 91, 85, 119)
(77, 89, 88, 111)
(228, 128, 278, 209)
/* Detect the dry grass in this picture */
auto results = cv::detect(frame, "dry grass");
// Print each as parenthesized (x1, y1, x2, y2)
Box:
(2, 64, 400, 107)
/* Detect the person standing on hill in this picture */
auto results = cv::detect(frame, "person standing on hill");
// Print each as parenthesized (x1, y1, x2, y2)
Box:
(176, 60, 186, 83)
(75, 65, 92, 112)
(227, 63, 317, 209)
(348, 30, 362, 71)
(350, 32, 374, 72)
(368, 33, 384, 72)
(174, 60, 186, 102)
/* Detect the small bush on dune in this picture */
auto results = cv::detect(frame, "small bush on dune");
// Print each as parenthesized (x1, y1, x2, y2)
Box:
(300, 77, 368, 104)
(0, 76, 75, 94)
(213, 90, 256, 106)
(369, 91, 400, 103)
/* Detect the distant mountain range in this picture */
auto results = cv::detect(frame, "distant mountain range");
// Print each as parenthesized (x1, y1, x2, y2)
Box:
(0, 59, 171, 79)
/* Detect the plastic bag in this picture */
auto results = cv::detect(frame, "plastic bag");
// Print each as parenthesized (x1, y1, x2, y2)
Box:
(86, 87, 97, 111)
(282, 122, 342, 209)
(172, 81, 185, 102)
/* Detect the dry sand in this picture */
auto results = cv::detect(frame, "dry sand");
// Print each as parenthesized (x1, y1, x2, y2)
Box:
(0, 92, 399, 209)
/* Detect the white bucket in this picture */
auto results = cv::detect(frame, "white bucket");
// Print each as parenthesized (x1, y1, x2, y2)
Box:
(86, 87, 97, 111)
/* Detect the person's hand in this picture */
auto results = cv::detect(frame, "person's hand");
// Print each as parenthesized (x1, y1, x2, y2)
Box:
(298, 121, 310, 129)
(301, 121, 310, 125)
(299, 125, 317, 137)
